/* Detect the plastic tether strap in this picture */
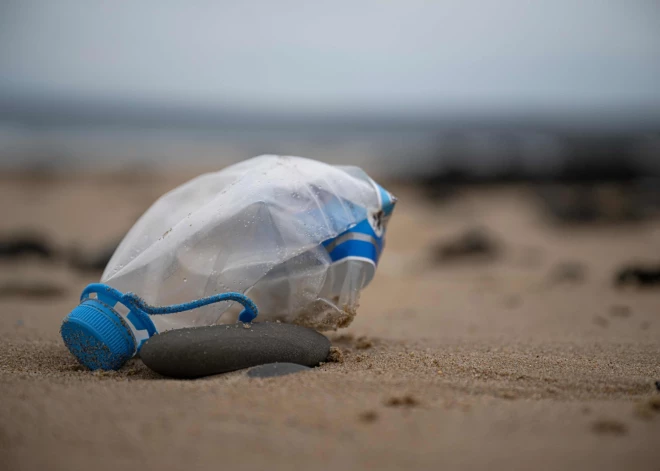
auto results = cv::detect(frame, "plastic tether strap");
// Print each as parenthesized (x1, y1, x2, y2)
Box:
(80, 283, 259, 337)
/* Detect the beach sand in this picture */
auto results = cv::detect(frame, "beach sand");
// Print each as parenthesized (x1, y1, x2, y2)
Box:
(1, 171, 659, 470)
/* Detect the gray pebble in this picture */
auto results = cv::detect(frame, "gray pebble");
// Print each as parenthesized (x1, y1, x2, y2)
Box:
(247, 362, 311, 378)
(140, 322, 330, 378)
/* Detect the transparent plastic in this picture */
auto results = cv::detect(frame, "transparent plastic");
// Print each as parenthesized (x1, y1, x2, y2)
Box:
(102, 155, 395, 331)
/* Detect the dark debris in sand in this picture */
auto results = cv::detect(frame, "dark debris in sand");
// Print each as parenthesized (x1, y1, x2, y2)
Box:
(0, 233, 56, 261)
(634, 396, 660, 420)
(357, 410, 379, 423)
(615, 264, 660, 289)
(591, 419, 628, 436)
(431, 227, 501, 264)
(385, 394, 420, 408)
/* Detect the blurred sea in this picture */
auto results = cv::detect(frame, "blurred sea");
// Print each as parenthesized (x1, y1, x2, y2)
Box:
(1, 99, 659, 179)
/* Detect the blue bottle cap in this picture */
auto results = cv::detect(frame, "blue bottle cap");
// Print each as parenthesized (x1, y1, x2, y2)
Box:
(60, 298, 137, 370)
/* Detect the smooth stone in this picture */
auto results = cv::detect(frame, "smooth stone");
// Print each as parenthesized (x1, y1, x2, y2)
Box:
(140, 322, 330, 379)
(247, 362, 311, 378)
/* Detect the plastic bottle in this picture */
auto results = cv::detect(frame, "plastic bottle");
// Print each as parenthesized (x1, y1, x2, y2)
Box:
(61, 155, 396, 370)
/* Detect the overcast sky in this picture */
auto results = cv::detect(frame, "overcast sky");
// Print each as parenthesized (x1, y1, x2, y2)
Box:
(1, 0, 659, 116)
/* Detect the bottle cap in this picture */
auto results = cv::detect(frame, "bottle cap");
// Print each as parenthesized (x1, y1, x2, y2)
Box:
(60, 298, 136, 370)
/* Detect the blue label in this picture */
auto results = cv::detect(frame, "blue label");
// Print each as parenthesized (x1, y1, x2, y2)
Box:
(322, 182, 396, 266)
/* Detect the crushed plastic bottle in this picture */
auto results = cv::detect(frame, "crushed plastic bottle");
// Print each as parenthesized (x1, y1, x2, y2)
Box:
(61, 155, 396, 370)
